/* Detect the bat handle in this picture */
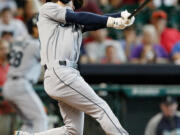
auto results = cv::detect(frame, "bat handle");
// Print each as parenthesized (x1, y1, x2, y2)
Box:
(128, 9, 137, 19)
(128, 14, 133, 19)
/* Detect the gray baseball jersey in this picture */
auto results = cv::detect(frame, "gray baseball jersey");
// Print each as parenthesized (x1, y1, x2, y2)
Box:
(32, 2, 129, 135)
(37, 2, 82, 66)
(8, 36, 41, 84)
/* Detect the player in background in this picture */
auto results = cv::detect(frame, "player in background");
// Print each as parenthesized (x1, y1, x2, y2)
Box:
(16, 0, 135, 135)
(2, 15, 48, 133)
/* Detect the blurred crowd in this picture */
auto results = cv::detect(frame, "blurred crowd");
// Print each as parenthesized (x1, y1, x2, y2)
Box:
(79, 0, 180, 65)
(0, 0, 180, 86)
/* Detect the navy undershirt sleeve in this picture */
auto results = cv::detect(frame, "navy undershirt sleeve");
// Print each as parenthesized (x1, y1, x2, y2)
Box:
(65, 9, 121, 32)
(66, 9, 108, 27)
(105, 12, 121, 18)
(82, 13, 121, 32)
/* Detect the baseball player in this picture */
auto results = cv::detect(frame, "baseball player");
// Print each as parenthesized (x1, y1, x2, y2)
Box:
(2, 16, 48, 133)
(16, 0, 135, 135)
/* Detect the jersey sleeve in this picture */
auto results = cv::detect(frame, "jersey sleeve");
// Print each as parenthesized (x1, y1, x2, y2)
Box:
(40, 3, 67, 23)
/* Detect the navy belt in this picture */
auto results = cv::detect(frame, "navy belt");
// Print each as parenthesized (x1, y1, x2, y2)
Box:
(11, 76, 33, 84)
(12, 76, 20, 80)
(44, 61, 77, 70)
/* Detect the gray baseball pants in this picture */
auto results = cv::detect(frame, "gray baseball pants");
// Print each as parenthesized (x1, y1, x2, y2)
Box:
(36, 64, 129, 135)
(2, 78, 48, 133)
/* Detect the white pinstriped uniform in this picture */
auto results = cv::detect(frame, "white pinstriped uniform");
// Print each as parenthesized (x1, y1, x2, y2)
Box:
(36, 2, 129, 135)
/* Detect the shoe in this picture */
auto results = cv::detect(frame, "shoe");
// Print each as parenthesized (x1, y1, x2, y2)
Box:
(14, 131, 32, 135)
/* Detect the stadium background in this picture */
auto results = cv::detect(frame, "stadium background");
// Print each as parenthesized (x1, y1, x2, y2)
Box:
(0, 0, 180, 135)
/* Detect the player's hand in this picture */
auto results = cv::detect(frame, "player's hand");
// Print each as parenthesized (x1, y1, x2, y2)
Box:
(121, 10, 135, 27)
(113, 18, 127, 29)
(107, 17, 126, 30)
(107, 10, 135, 30)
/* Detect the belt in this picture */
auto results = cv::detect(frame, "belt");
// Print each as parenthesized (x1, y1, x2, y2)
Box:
(12, 76, 20, 80)
(44, 60, 77, 70)
(11, 76, 33, 84)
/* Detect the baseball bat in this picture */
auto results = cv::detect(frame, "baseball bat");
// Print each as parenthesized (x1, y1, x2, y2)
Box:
(128, 0, 152, 19)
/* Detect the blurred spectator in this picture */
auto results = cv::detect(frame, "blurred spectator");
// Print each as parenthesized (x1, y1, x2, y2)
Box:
(131, 25, 168, 64)
(23, 0, 41, 25)
(27, 15, 39, 38)
(145, 96, 180, 135)
(16, 0, 41, 23)
(136, 0, 156, 26)
(100, 0, 138, 7)
(1, 31, 14, 44)
(15, 7, 24, 21)
(0, 40, 9, 86)
(151, 10, 180, 53)
(171, 42, 180, 64)
(100, 0, 138, 13)
(98, 0, 108, 6)
(153, 0, 178, 8)
(85, 29, 126, 63)
(99, 0, 111, 14)
(77, 0, 102, 14)
(0, 0, 17, 13)
(109, 0, 123, 9)
(23, 0, 34, 23)
(101, 45, 121, 64)
(119, 27, 137, 60)
(14, 0, 25, 7)
(123, 0, 138, 5)
(0, 7, 28, 40)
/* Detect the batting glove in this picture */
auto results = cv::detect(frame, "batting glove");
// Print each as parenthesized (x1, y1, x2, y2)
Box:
(121, 10, 135, 27)
(107, 11, 135, 30)
(107, 17, 126, 30)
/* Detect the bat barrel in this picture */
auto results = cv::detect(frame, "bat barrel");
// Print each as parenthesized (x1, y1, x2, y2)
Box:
(128, 0, 151, 19)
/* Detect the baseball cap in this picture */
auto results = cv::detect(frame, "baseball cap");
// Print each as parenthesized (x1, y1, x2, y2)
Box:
(161, 96, 177, 106)
(152, 10, 167, 20)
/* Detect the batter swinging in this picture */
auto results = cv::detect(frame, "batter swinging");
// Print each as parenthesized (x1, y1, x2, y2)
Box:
(16, 0, 135, 135)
